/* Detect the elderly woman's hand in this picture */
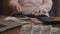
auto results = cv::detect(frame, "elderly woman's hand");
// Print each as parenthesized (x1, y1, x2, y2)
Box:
(31, 7, 42, 15)
(14, 4, 22, 13)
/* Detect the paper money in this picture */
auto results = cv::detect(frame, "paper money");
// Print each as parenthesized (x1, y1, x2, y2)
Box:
(32, 24, 42, 34)
(20, 24, 32, 34)
(51, 28, 59, 34)
(41, 25, 52, 34)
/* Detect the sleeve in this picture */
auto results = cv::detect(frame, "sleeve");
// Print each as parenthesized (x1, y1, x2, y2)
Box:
(8, 0, 19, 7)
(41, 0, 53, 13)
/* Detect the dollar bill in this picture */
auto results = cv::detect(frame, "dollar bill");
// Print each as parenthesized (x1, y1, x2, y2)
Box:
(20, 24, 32, 34)
(51, 28, 60, 34)
(41, 25, 52, 34)
(31, 24, 42, 34)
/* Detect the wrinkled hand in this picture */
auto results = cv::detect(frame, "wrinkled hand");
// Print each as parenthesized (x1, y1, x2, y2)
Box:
(14, 4, 22, 13)
(31, 7, 41, 15)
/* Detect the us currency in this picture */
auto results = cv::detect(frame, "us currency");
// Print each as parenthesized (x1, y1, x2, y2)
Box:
(51, 28, 60, 34)
(56, 28, 60, 34)
(41, 25, 52, 34)
(20, 24, 32, 34)
(31, 24, 42, 34)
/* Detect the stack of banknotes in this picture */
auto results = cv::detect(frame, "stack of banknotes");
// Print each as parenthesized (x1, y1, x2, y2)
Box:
(4, 17, 60, 34)
(20, 23, 60, 34)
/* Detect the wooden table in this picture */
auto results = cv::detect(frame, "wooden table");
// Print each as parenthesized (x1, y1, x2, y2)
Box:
(52, 17, 60, 28)
(0, 16, 22, 34)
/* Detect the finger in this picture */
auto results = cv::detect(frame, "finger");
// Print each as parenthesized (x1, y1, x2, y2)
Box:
(15, 5, 18, 12)
(17, 6, 22, 12)
(34, 9, 40, 14)
(39, 11, 40, 13)
(36, 10, 40, 13)
(32, 9, 38, 14)
(19, 5, 22, 12)
(37, 8, 40, 13)
(32, 11, 35, 14)
(32, 11, 37, 14)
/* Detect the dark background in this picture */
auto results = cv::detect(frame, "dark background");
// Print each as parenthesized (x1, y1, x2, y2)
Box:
(49, 0, 57, 17)
(0, 0, 2, 15)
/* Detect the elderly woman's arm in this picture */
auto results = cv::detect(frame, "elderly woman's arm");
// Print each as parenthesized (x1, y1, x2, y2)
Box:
(9, 0, 18, 7)
(32, 0, 53, 16)
(9, 0, 22, 12)
(41, 0, 53, 13)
